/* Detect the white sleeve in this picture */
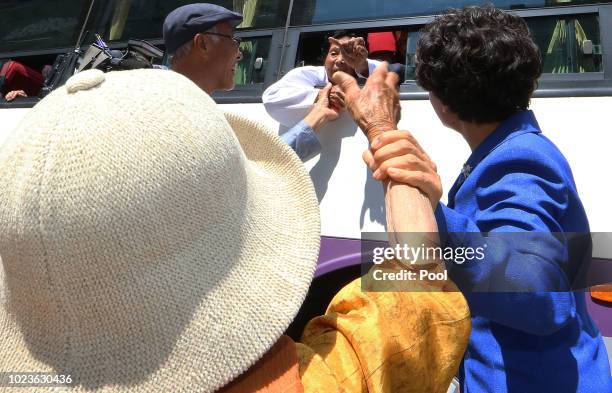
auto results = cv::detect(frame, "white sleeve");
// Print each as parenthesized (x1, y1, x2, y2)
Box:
(262, 66, 327, 128)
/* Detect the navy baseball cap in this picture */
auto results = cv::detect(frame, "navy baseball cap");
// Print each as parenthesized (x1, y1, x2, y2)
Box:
(163, 3, 243, 55)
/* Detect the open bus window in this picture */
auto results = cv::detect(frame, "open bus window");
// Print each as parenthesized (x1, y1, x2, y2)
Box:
(528, 14, 603, 73)
(87, 0, 289, 44)
(0, 0, 88, 53)
(294, 28, 421, 84)
(234, 36, 271, 85)
(0, 53, 58, 103)
(402, 14, 605, 78)
(294, 11, 603, 90)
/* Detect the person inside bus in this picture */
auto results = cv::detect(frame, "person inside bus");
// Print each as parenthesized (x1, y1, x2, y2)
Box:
(367, 31, 406, 78)
(262, 31, 383, 159)
(163, 3, 339, 162)
(333, 5, 612, 393)
(0, 67, 470, 393)
(0, 59, 46, 102)
(263, 30, 376, 129)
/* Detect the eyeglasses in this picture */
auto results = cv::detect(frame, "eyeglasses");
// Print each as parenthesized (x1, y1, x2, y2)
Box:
(200, 32, 242, 47)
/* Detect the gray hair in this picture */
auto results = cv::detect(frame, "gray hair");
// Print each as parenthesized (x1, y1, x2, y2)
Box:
(170, 25, 221, 65)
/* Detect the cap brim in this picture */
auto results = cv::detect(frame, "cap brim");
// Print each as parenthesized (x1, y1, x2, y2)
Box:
(226, 13, 243, 28)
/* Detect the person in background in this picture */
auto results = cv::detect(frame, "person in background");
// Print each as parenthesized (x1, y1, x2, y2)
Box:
(163, 3, 338, 162)
(367, 31, 406, 79)
(163, 3, 244, 95)
(367, 32, 397, 63)
(263, 30, 377, 129)
(0, 60, 45, 102)
(262, 31, 381, 161)
(334, 6, 612, 392)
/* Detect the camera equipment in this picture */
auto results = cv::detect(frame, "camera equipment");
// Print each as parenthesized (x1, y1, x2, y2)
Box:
(41, 35, 163, 97)
(77, 35, 163, 72)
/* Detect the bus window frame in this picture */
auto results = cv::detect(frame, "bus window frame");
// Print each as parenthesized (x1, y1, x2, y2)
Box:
(280, 4, 612, 101)
(1, 4, 611, 108)
(213, 29, 285, 103)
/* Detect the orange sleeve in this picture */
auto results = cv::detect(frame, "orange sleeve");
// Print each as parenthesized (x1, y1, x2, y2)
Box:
(297, 278, 471, 393)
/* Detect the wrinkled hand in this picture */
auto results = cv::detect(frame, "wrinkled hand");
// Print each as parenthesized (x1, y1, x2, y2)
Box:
(328, 85, 345, 112)
(304, 83, 340, 131)
(4, 90, 27, 102)
(330, 36, 368, 76)
(363, 130, 442, 208)
(332, 62, 400, 142)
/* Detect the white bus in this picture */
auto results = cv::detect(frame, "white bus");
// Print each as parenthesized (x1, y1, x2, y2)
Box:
(1, 0, 612, 370)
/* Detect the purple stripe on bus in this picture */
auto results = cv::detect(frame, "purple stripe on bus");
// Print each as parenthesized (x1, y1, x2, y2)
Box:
(315, 236, 386, 277)
(316, 236, 612, 337)
(315, 236, 361, 277)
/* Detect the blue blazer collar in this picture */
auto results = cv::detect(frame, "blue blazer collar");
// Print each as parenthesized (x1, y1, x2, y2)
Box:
(465, 110, 542, 170)
(447, 110, 542, 206)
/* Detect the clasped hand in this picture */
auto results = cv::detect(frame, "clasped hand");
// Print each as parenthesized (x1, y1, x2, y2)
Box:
(332, 63, 442, 208)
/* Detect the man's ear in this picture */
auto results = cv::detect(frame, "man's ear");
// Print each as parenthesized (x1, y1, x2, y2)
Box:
(194, 34, 207, 52)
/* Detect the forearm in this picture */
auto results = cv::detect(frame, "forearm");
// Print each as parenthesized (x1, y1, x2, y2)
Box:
(302, 107, 326, 132)
(280, 121, 322, 162)
(262, 69, 322, 127)
(384, 181, 438, 235)
(368, 127, 440, 260)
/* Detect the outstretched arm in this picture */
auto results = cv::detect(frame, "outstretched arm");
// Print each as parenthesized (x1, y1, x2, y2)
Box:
(280, 83, 340, 161)
(333, 63, 440, 258)
(262, 67, 326, 128)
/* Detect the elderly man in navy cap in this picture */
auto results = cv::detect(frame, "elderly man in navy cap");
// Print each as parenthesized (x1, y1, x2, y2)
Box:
(163, 3, 244, 94)
(163, 3, 342, 162)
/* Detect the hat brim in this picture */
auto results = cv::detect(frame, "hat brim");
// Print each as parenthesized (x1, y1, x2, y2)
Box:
(0, 112, 320, 392)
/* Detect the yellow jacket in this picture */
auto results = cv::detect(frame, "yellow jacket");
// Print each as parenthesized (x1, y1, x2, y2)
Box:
(297, 277, 471, 393)
(220, 277, 470, 393)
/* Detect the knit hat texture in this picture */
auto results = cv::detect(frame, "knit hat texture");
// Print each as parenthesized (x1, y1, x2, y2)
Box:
(0, 69, 320, 392)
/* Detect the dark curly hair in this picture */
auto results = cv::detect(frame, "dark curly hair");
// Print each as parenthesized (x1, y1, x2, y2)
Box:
(415, 6, 542, 123)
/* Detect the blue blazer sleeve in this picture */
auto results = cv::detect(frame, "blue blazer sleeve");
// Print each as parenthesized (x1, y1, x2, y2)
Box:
(435, 153, 579, 336)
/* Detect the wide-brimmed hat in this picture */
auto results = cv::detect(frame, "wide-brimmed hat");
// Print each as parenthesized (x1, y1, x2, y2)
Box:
(0, 69, 320, 392)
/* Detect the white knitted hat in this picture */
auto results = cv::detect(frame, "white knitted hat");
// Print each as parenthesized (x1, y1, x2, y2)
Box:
(0, 69, 320, 392)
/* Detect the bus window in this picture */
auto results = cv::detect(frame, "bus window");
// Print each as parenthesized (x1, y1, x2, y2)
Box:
(0, 0, 89, 53)
(528, 14, 603, 73)
(234, 36, 271, 85)
(88, 0, 289, 44)
(401, 30, 420, 81)
(397, 14, 604, 79)
(295, 32, 342, 67)
(295, 29, 418, 83)
(294, 11, 603, 88)
(290, 0, 612, 26)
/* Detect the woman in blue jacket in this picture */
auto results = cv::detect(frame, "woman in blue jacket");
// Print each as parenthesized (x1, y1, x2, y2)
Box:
(338, 5, 612, 393)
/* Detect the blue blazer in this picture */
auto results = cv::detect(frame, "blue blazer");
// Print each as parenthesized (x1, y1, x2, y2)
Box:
(434, 110, 612, 393)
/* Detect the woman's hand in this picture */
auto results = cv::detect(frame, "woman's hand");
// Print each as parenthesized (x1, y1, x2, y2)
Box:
(332, 63, 400, 142)
(363, 130, 442, 209)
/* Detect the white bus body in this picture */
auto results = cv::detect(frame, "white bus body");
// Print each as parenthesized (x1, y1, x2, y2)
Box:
(1, 0, 611, 375)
